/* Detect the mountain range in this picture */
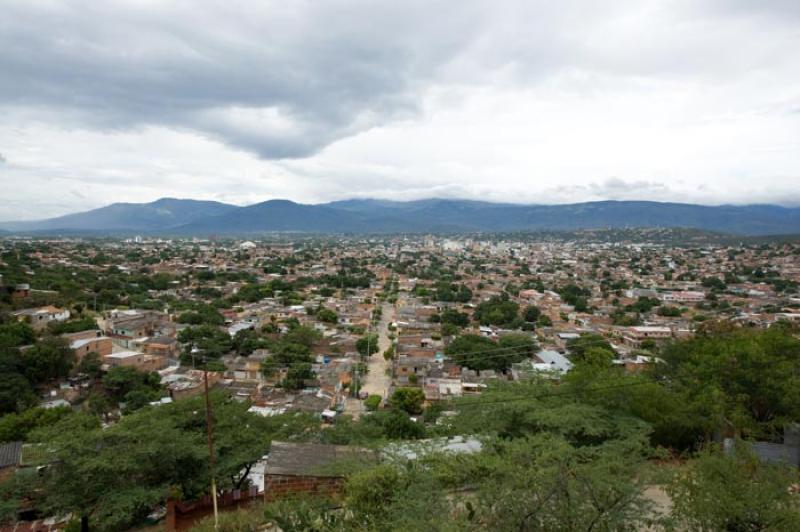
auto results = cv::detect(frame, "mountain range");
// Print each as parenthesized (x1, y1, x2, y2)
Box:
(2, 197, 800, 236)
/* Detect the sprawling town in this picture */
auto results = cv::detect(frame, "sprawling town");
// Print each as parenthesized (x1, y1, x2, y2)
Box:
(1, 232, 799, 530)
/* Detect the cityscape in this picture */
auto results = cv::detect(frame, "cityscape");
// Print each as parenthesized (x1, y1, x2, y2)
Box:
(1, 230, 799, 530)
(2, 1, 800, 531)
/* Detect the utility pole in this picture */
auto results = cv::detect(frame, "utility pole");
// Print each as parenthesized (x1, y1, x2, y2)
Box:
(366, 309, 372, 360)
(203, 363, 219, 530)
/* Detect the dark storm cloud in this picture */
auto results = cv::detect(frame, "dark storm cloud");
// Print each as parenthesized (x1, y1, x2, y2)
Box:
(0, 1, 486, 158)
(3, 0, 798, 159)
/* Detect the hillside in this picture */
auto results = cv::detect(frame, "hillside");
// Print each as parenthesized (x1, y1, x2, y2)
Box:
(4, 198, 800, 236)
(0, 198, 236, 233)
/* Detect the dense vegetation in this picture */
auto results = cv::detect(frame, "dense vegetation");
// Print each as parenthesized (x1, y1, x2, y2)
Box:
(188, 324, 800, 531)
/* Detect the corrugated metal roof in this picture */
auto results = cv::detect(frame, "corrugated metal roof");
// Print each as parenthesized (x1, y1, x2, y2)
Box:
(0, 441, 22, 469)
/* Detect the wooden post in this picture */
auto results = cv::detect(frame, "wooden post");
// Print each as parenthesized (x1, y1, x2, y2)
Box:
(204, 368, 219, 530)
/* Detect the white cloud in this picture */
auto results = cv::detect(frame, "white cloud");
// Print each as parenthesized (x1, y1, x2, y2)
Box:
(1, 0, 799, 219)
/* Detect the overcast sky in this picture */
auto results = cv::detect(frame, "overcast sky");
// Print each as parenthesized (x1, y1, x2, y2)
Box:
(1, 0, 800, 220)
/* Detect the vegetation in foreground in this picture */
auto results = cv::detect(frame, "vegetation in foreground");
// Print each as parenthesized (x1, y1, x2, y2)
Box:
(0, 326, 798, 530)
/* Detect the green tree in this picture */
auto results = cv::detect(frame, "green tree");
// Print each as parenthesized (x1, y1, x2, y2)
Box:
(523, 305, 542, 323)
(471, 434, 652, 531)
(364, 395, 382, 411)
(0, 320, 36, 349)
(701, 276, 726, 291)
(446, 334, 532, 372)
(357, 333, 380, 356)
(658, 326, 800, 440)
(657, 305, 682, 317)
(30, 394, 316, 531)
(232, 328, 268, 356)
(176, 304, 224, 326)
(75, 352, 103, 379)
(345, 464, 404, 523)
(440, 309, 469, 328)
(101, 366, 163, 410)
(47, 316, 98, 335)
(282, 363, 315, 390)
(567, 333, 613, 361)
(0, 406, 72, 443)
(433, 282, 473, 303)
(316, 308, 338, 324)
(0, 371, 37, 415)
(668, 444, 800, 531)
(498, 333, 537, 357)
(390, 388, 425, 415)
(559, 283, 591, 312)
(474, 296, 520, 327)
(261, 340, 314, 379)
(20, 336, 75, 385)
(178, 325, 233, 363)
(283, 325, 322, 349)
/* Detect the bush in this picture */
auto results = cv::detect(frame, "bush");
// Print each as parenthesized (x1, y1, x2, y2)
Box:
(364, 395, 382, 411)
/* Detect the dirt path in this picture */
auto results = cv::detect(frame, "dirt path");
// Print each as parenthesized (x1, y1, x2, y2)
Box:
(360, 301, 395, 400)
(342, 302, 395, 417)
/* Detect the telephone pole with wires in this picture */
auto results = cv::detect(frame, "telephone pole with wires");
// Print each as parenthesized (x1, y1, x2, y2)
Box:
(191, 345, 219, 530)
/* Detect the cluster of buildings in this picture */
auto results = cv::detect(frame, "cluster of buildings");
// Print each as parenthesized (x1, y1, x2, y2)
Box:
(3, 235, 800, 417)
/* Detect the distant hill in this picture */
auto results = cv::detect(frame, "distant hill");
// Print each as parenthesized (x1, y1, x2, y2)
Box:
(3, 197, 800, 236)
(323, 199, 800, 235)
(0, 198, 237, 233)
(176, 199, 428, 234)
(178, 199, 370, 234)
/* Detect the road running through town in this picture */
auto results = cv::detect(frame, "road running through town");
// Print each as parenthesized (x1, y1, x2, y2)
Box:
(342, 301, 395, 417)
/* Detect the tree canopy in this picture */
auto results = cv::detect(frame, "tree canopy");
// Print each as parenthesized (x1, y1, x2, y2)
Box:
(473, 296, 521, 327)
(445, 333, 535, 372)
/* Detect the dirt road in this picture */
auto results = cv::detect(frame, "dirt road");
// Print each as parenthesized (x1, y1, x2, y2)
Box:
(360, 301, 395, 400)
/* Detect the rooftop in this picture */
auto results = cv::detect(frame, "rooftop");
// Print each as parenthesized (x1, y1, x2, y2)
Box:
(265, 441, 376, 477)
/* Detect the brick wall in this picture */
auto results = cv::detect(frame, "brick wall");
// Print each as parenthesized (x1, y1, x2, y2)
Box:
(265, 474, 345, 501)
(73, 338, 112, 360)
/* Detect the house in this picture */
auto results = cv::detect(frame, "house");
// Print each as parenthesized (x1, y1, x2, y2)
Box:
(534, 350, 573, 373)
(394, 356, 434, 384)
(614, 354, 662, 373)
(11, 283, 30, 299)
(12, 306, 70, 330)
(511, 350, 573, 380)
(264, 441, 377, 500)
(227, 321, 256, 337)
(103, 310, 174, 340)
(622, 326, 672, 347)
(165, 370, 223, 400)
(103, 350, 167, 372)
(422, 377, 464, 400)
(63, 330, 113, 361)
(223, 355, 265, 382)
(143, 336, 180, 358)
(660, 291, 705, 303)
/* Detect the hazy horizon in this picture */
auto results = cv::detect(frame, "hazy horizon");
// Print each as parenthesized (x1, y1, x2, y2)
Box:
(7, 195, 800, 224)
